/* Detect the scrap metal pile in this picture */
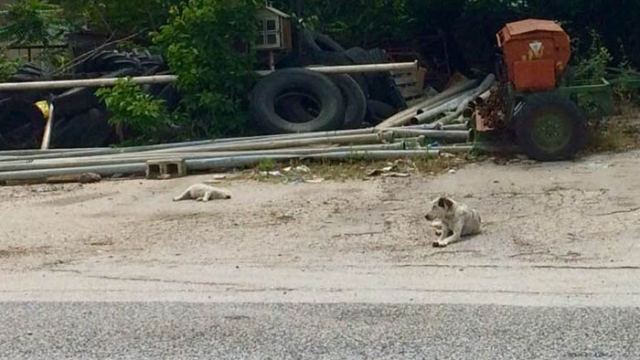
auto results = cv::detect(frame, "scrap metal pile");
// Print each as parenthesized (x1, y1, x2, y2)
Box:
(0, 75, 495, 183)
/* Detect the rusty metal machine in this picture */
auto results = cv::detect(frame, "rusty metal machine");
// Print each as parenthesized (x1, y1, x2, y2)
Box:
(477, 19, 588, 161)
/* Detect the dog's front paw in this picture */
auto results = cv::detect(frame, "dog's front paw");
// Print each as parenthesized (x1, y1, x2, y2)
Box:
(433, 240, 448, 248)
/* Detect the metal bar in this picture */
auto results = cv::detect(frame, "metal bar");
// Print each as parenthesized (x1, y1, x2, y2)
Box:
(40, 100, 54, 150)
(0, 75, 178, 92)
(304, 61, 418, 74)
(0, 143, 406, 172)
(146, 133, 393, 154)
(0, 62, 417, 92)
(375, 79, 479, 129)
(0, 147, 441, 182)
(389, 129, 470, 141)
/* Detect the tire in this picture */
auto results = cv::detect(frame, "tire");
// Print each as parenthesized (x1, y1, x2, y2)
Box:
(275, 92, 316, 123)
(2, 65, 47, 103)
(250, 69, 345, 134)
(345, 47, 406, 109)
(303, 51, 370, 98)
(514, 93, 587, 161)
(157, 84, 181, 111)
(274, 75, 368, 129)
(331, 74, 367, 129)
(54, 68, 138, 118)
(0, 99, 46, 150)
(51, 108, 115, 148)
(365, 100, 397, 126)
(301, 30, 345, 53)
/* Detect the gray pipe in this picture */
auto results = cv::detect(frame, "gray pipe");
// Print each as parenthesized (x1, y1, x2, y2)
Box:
(412, 89, 476, 124)
(389, 129, 470, 141)
(0, 143, 406, 172)
(375, 78, 480, 129)
(211, 128, 375, 144)
(438, 74, 496, 125)
(147, 133, 392, 154)
(0, 140, 218, 162)
(0, 148, 441, 182)
(431, 145, 474, 154)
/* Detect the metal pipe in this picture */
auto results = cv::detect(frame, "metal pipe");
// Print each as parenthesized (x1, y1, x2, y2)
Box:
(0, 140, 218, 162)
(211, 128, 375, 144)
(305, 61, 418, 74)
(0, 75, 178, 92)
(439, 74, 496, 125)
(431, 145, 474, 154)
(147, 133, 392, 154)
(304, 149, 440, 160)
(257, 61, 418, 76)
(0, 143, 406, 172)
(40, 99, 54, 150)
(0, 147, 440, 182)
(412, 89, 476, 124)
(0, 62, 417, 92)
(0, 128, 374, 162)
(389, 129, 470, 141)
(376, 78, 480, 129)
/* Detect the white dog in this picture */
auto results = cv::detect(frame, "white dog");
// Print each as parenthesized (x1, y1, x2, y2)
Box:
(173, 184, 232, 202)
(425, 196, 481, 248)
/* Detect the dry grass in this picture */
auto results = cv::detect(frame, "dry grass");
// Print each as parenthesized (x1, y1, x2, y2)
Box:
(237, 154, 468, 183)
(586, 106, 640, 153)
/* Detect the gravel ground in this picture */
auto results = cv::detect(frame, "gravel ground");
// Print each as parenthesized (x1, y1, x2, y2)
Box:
(1, 302, 639, 360)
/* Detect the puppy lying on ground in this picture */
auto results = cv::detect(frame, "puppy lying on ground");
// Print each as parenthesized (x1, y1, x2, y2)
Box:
(425, 196, 481, 248)
(173, 184, 232, 202)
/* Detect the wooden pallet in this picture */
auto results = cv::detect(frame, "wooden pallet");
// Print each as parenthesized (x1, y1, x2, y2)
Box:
(392, 66, 427, 106)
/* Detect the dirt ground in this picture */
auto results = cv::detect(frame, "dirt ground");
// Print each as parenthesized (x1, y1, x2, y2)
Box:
(1, 150, 640, 305)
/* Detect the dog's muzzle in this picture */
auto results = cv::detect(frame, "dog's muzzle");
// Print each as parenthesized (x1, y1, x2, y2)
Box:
(425, 214, 433, 221)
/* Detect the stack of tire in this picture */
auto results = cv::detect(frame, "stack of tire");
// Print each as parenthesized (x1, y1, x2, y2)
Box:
(0, 50, 178, 150)
(250, 30, 406, 134)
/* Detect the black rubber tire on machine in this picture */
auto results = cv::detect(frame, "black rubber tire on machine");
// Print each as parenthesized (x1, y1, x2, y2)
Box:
(250, 68, 346, 134)
(513, 93, 588, 161)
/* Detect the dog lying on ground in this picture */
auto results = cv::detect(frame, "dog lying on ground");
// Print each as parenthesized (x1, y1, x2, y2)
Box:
(425, 196, 481, 248)
(173, 184, 232, 202)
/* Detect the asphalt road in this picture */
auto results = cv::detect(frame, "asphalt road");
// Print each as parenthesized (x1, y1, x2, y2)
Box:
(0, 303, 638, 360)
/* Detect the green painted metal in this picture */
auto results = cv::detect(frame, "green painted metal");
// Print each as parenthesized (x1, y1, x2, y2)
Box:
(530, 112, 571, 153)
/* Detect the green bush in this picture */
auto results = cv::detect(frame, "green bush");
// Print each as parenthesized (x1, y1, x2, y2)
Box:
(96, 78, 169, 142)
(0, 54, 21, 81)
(153, 0, 260, 138)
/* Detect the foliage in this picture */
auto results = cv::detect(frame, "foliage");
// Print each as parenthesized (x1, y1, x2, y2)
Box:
(0, 0, 67, 47)
(570, 31, 612, 85)
(51, 0, 184, 38)
(0, 54, 21, 81)
(96, 78, 169, 140)
(153, 0, 260, 138)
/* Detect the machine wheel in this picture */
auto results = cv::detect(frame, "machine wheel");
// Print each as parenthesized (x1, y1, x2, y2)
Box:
(514, 93, 587, 161)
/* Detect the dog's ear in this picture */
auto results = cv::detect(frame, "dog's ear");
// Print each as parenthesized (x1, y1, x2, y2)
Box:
(438, 196, 454, 210)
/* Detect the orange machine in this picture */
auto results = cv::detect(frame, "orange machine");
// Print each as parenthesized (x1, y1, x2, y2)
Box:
(497, 19, 571, 92)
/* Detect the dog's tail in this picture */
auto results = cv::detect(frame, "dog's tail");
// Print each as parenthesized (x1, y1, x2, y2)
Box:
(173, 190, 190, 202)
